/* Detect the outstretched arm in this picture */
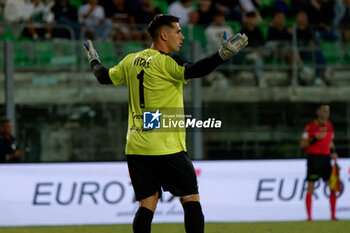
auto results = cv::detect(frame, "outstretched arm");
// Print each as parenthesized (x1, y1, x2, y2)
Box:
(185, 32, 248, 79)
(83, 40, 112, 85)
(90, 60, 112, 84)
(185, 52, 224, 79)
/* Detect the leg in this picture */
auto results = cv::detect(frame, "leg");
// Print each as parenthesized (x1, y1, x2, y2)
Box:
(314, 49, 328, 82)
(25, 19, 38, 40)
(126, 155, 161, 233)
(44, 21, 54, 39)
(306, 181, 314, 221)
(180, 194, 204, 233)
(133, 192, 159, 233)
(326, 180, 337, 220)
(254, 51, 264, 87)
(156, 152, 203, 232)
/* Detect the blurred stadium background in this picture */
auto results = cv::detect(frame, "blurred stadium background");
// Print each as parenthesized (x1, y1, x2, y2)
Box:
(1, 0, 350, 231)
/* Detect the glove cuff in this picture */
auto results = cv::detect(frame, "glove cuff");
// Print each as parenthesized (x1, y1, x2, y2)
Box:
(89, 57, 100, 64)
(90, 59, 101, 70)
(218, 48, 235, 60)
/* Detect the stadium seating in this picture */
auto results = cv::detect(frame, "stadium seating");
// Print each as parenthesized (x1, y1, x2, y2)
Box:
(0, 26, 16, 41)
(227, 20, 241, 34)
(320, 40, 342, 65)
(181, 25, 207, 49)
(69, 0, 83, 9)
(96, 41, 118, 67)
(153, 0, 169, 14)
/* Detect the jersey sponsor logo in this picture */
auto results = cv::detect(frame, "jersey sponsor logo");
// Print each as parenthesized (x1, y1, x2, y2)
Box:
(143, 110, 161, 129)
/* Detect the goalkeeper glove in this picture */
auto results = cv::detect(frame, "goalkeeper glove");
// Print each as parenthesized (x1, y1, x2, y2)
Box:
(218, 31, 248, 60)
(83, 40, 100, 64)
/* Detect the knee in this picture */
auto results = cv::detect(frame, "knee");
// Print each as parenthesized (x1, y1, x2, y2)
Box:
(140, 192, 159, 212)
(180, 194, 200, 205)
(182, 200, 204, 219)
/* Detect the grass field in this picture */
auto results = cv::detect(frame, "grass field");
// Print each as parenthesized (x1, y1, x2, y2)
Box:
(1, 221, 350, 233)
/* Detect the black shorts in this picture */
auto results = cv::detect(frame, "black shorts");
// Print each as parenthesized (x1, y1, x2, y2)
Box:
(126, 151, 199, 201)
(306, 154, 332, 182)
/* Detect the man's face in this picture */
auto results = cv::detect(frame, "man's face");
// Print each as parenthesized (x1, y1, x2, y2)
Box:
(245, 16, 256, 28)
(213, 14, 225, 26)
(317, 105, 330, 121)
(0, 121, 12, 136)
(274, 13, 285, 28)
(165, 22, 184, 53)
(297, 12, 308, 29)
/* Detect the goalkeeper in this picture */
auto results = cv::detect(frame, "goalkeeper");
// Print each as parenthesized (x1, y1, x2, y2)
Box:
(84, 14, 248, 233)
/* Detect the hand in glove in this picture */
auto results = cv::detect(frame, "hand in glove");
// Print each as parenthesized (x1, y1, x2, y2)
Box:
(218, 31, 248, 60)
(83, 40, 100, 64)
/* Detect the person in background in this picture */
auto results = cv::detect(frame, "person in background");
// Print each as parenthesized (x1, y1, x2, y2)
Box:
(51, 0, 81, 39)
(296, 11, 329, 86)
(267, 12, 292, 42)
(21, 0, 55, 40)
(204, 10, 233, 86)
(238, 0, 262, 22)
(304, 0, 340, 41)
(212, 0, 242, 21)
(3, 0, 26, 24)
(78, 0, 111, 40)
(105, 0, 140, 41)
(195, 0, 215, 26)
(240, 11, 265, 87)
(334, 0, 350, 58)
(168, 0, 193, 26)
(134, 0, 161, 25)
(266, 11, 296, 84)
(300, 104, 338, 221)
(0, 119, 22, 163)
(0, 0, 4, 15)
(205, 10, 234, 54)
(133, 0, 162, 40)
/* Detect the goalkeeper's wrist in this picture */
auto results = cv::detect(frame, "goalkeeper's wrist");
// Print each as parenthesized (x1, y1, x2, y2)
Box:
(216, 51, 226, 61)
(218, 48, 235, 60)
(90, 59, 101, 70)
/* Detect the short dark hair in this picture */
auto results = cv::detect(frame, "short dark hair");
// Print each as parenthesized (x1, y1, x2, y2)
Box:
(246, 11, 256, 18)
(147, 14, 180, 38)
(317, 104, 330, 109)
(213, 10, 226, 17)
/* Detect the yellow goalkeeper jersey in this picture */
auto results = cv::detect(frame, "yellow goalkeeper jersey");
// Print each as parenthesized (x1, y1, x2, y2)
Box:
(109, 49, 189, 155)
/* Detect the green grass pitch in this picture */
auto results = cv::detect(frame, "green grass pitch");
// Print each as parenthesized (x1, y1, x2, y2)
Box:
(0, 221, 349, 233)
